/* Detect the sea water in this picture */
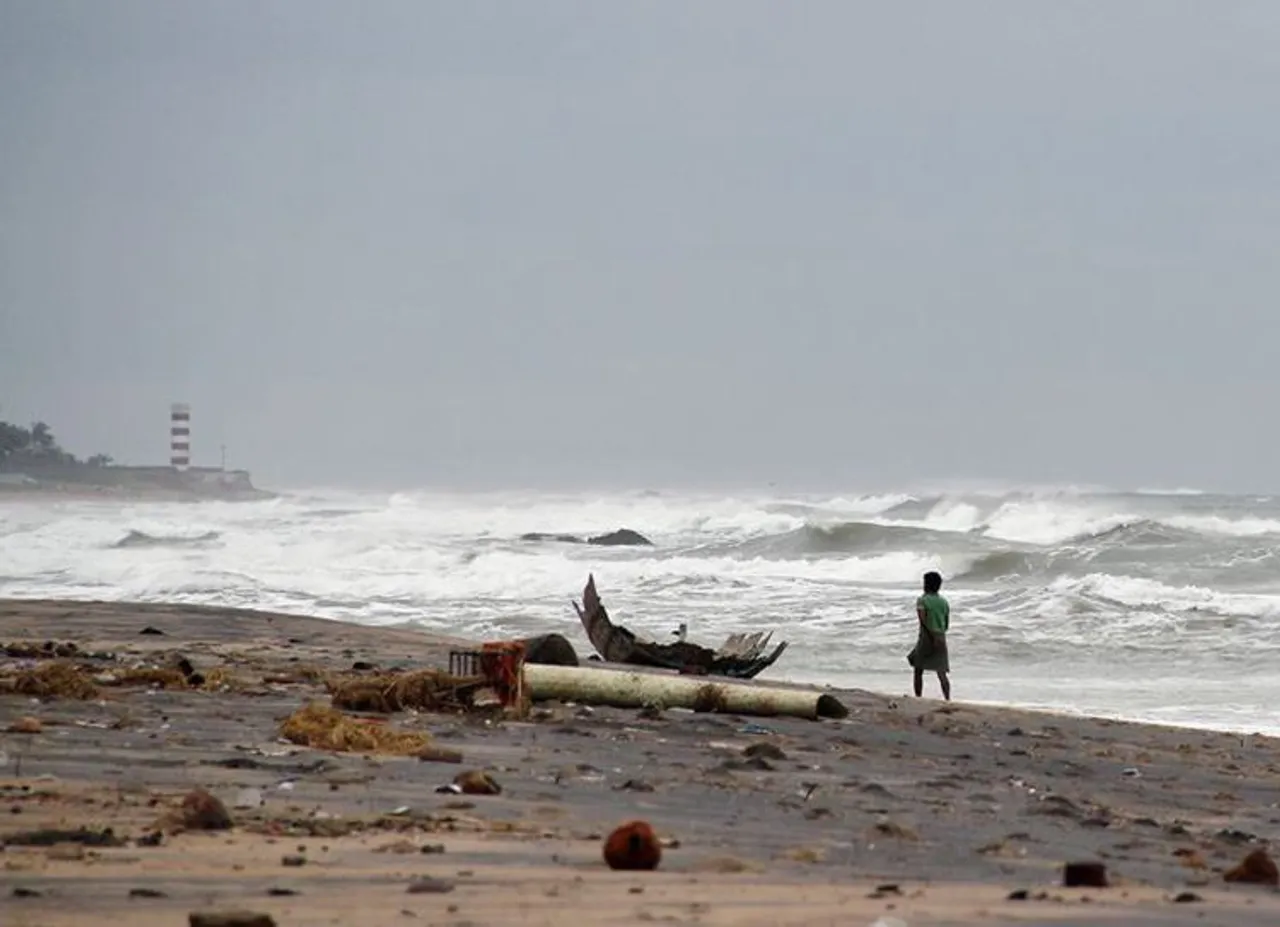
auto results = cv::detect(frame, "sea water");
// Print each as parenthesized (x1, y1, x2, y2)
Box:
(2, 485, 1277, 735)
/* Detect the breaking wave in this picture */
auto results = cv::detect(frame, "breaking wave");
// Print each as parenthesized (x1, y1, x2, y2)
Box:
(3, 482, 1280, 734)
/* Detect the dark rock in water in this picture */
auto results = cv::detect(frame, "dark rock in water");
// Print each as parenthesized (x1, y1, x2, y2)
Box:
(519, 634, 579, 667)
(587, 528, 653, 547)
(519, 532, 584, 544)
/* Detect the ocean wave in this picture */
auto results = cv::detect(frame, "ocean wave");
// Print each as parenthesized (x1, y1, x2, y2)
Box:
(111, 529, 222, 549)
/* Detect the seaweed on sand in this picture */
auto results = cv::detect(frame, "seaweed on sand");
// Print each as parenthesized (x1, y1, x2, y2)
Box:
(0, 661, 99, 700)
(278, 701, 433, 755)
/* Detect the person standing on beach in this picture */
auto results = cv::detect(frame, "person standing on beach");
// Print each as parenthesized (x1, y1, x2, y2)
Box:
(908, 570, 951, 701)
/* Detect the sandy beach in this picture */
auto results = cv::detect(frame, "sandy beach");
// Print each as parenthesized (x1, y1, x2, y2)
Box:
(1, 599, 1278, 926)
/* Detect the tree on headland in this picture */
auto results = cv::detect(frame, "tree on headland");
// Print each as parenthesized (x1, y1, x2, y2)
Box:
(0, 418, 110, 467)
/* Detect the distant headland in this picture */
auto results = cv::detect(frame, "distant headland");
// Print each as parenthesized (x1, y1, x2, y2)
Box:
(0, 416, 274, 501)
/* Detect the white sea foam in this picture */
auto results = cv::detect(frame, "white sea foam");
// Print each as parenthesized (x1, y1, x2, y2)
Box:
(1, 485, 1277, 735)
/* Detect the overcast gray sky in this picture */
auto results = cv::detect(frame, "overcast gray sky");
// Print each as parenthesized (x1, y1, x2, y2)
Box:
(2, 1, 1278, 492)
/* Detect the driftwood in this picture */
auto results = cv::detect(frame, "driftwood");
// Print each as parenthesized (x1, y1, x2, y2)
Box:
(572, 574, 787, 679)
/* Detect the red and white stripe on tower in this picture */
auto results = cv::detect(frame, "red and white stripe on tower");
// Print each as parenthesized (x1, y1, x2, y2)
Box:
(170, 403, 191, 469)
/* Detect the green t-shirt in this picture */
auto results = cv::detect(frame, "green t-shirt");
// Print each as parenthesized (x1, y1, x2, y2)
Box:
(917, 593, 950, 634)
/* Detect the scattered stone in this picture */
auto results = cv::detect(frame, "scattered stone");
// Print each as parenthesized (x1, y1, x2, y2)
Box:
(181, 788, 233, 830)
(743, 742, 787, 761)
(587, 528, 653, 547)
(130, 888, 168, 899)
(1173, 847, 1207, 870)
(871, 820, 918, 841)
(139, 626, 165, 635)
(1063, 862, 1109, 888)
(1223, 848, 1279, 886)
(417, 745, 464, 765)
(1216, 827, 1257, 845)
(406, 877, 455, 894)
(189, 912, 277, 927)
(868, 883, 902, 898)
(267, 888, 298, 897)
(637, 705, 663, 720)
(8, 716, 44, 734)
(422, 843, 445, 854)
(136, 831, 164, 847)
(1006, 889, 1030, 901)
(12, 887, 43, 898)
(1172, 892, 1203, 904)
(374, 840, 420, 855)
(281, 854, 306, 867)
(614, 779, 655, 793)
(603, 820, 662, 871)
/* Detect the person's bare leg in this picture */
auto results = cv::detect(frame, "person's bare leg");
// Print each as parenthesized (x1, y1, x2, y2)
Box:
(937, 672, 951, 701)
(913, 668, 924, 697)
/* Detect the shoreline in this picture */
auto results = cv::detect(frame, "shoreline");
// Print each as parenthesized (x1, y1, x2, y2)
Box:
(0, 594, 1268, 742)
(2, 598, 1278, 925)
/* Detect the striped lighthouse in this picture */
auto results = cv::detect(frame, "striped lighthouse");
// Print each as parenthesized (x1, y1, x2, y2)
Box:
(169, 403, 191, 470)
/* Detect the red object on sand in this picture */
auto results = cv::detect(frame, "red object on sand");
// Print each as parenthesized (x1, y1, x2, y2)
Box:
(603, 820, 662, 871)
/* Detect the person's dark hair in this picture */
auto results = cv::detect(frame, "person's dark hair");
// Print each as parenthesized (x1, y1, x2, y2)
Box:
(923, 571, 943, 594)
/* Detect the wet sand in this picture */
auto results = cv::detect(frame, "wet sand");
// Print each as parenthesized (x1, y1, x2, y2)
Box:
(2, 598, 1278, 925)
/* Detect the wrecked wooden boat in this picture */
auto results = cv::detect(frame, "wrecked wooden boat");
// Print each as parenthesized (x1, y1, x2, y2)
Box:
(572, 574, 788, 679)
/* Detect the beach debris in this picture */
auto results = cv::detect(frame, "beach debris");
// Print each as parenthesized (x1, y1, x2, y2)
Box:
(327, 668, 496, 714)
(130, 888, 168, 899)
(281, 854, 306, 867)
(0, 660, 99, 699)
(1173, 891, 1204, 903)
(139, 625, 165, 635)
(0, 655, 241, 698)
(1062, 861, 1109, 888)
(7, 716, 43, 734)
(406, 876, 456, 894)
(519, 633, 580, 667)
(525, 662, 848, 720)
(1, 827, 126, 848)
(188, 911, 277, 927)
(12, 887, 43, 898)
(573, 574, 788, 679)
(437, 770, 502, 795)
(278, 701, 433, 755)
(603, 820, 662, 871)
(181, 788, 233, 831)
(1223, 848, 1279, 886)
(2, 640, 82, 658)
